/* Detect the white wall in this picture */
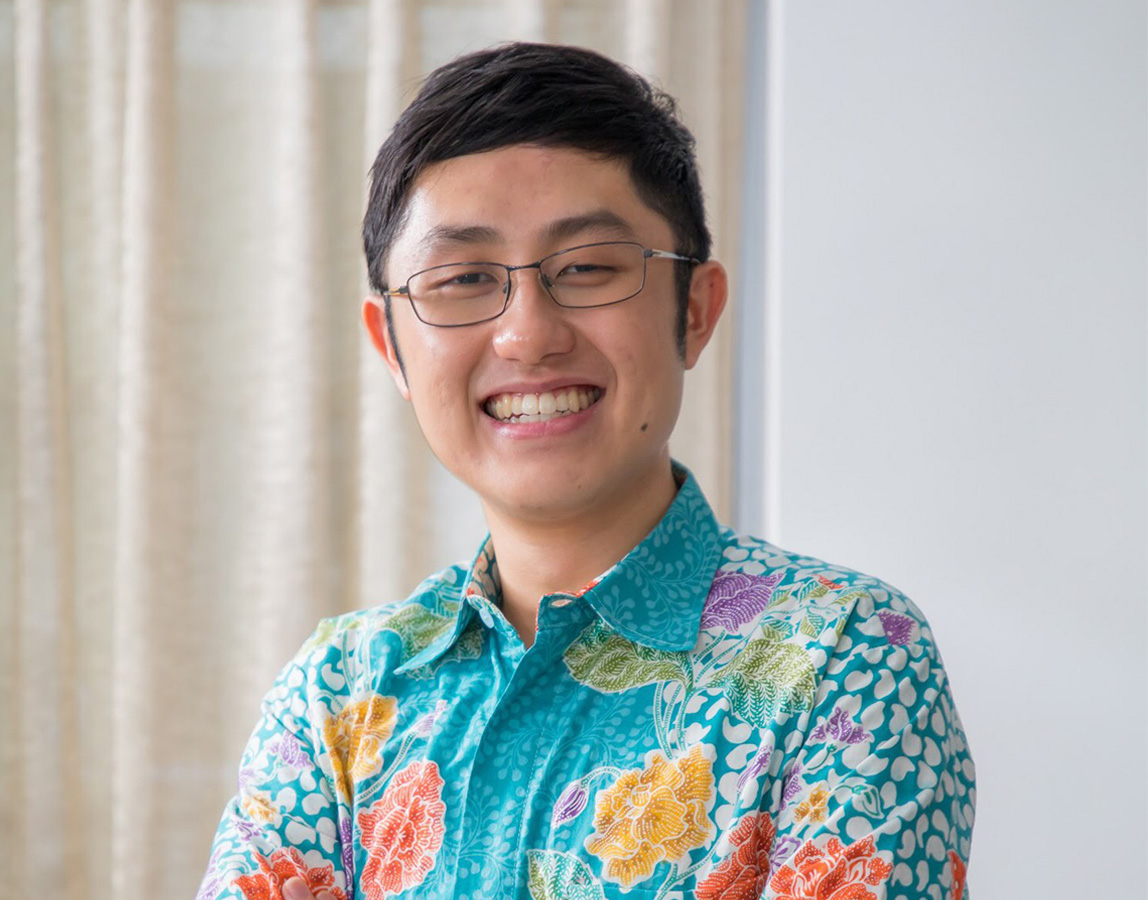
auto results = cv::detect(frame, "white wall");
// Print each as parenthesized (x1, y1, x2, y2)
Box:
(743, 1, 1147, 895)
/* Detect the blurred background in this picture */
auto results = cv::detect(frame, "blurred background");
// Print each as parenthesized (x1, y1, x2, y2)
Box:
(1, 1, 1144, 898)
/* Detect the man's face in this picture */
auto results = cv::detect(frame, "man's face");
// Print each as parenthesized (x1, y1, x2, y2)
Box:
(364, 144, 724, 526)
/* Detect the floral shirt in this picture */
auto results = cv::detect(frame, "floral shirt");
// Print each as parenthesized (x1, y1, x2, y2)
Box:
(199, 466, 974, 900)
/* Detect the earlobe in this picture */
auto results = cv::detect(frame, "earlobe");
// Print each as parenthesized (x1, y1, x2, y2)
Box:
(683, 261, 729, 370)
(361, 297, 411, 400)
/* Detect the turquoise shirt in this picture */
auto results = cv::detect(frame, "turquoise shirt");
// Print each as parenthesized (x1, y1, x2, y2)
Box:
(199, 467, 974, 900)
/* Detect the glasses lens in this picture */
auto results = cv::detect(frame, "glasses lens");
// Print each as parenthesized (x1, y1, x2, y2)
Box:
(541, 242, 645, 308)
(407, 263, 508, 326)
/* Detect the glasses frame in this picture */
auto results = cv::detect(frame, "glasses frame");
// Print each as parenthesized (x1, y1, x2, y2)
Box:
(381, 240, 700, 328)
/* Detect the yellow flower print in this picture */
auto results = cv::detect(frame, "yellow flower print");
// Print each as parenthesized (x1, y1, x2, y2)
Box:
(240, 790, 279, 825)
(321, 694, 399, 801)
(794, 784, 830, 824)
(585, 744, 715, 889)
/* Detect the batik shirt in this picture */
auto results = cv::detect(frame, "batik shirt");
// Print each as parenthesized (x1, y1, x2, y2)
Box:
(199, 466, 975, 900)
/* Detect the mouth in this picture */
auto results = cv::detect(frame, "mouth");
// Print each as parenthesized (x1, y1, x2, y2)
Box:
(483, 386, 603, 424)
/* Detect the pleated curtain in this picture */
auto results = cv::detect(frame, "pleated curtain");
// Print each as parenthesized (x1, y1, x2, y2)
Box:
(0, 1, 748, 896)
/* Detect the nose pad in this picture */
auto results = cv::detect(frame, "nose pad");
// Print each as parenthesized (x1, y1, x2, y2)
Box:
(506, 265, 553, 309)
(491, 264, 575, 361)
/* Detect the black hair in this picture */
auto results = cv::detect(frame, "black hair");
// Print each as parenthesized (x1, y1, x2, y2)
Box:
(363, 42, 710, 358)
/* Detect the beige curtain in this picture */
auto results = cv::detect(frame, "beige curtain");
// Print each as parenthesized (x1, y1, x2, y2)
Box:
(0, 1, 747, 896)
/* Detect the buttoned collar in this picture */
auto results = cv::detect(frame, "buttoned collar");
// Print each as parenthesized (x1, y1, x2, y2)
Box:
(396, 463, 722, 672)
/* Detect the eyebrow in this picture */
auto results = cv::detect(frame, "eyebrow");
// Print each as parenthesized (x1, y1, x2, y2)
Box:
(543, 210, 637, 243)
(416, 209, 638, 254)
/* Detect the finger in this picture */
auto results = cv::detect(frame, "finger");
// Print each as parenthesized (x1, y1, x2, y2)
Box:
(282, 877, 315, 900)
(315, 893, 338, 900)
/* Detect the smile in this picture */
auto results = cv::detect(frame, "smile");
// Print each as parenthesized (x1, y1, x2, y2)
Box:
(484, 387, 603, 423)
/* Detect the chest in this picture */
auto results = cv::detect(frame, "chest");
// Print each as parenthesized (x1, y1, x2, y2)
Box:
(333, 605, 826, 900)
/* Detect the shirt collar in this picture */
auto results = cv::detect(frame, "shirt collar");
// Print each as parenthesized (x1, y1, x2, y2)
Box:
(396, 462, 722, 671)
(577, 463, 722, 651)
(393, 542, 493, 675)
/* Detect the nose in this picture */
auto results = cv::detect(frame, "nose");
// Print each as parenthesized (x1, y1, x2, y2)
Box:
(490, 265, 576, 363)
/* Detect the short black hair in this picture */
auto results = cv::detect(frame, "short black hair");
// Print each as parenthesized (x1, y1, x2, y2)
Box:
(363, 42, 710, 355)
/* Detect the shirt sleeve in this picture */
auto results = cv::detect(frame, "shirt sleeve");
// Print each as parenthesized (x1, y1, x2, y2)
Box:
(766, 585, 975, 900)
(197, 626, 351, 900)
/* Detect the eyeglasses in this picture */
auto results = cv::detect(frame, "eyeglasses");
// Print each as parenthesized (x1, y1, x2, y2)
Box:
(381, 240, 699, 328)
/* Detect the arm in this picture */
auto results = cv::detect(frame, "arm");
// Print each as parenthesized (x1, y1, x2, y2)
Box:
(197, 629, 351, 900)
(766, 586, 975, 899)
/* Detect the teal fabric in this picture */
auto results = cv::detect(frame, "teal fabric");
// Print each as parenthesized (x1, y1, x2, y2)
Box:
(199, 466, 974, 900)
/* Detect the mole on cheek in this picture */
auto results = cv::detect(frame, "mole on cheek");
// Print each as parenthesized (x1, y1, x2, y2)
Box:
(640, 423, 648, 432)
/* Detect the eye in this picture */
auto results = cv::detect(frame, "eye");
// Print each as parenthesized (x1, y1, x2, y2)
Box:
(425, 269, 498, 290)
(554, 262, 614, 279)
(447, 270, 498, 286)
(415, 265, 505, 298)
(544, 244, 638, 288)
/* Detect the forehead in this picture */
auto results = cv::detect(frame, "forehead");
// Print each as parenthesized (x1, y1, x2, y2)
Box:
(389, 145, 673, 266)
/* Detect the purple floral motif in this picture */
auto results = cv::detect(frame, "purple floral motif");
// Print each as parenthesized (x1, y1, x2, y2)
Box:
(273, 732, 309, 768)
(877, 609, 916, 646)
(236, 767, 258, 793)
(700, 571, 785, 631)
(810, 706, 871, 747)
(230, 813, 263, 844)
(736, 737, 775, 793)
(770, 834, 804, 871)
(414, 700, 449, 737)
(340, 815, 356, 896)
(551, 779, 590, 826)
(780, 761, 804, 808)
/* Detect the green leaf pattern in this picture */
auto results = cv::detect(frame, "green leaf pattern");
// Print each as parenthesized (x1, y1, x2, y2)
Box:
(381, 604, 456, 662)
(527, 850, 606, 900)
(405, 619, 484, 680)
(711, 636, 818, 726)
(799, 611, 826, 638)
(563, 620, 691, 693)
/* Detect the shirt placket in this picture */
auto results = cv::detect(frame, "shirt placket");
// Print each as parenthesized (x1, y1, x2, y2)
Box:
(452, 592, 592, 899)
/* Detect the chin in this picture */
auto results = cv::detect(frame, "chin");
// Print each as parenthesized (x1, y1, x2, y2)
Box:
(480, 476, 601, 521)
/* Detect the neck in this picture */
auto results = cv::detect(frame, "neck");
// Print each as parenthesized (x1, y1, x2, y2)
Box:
(482, 459, 679, 647)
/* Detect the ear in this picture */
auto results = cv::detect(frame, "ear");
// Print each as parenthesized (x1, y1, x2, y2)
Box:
(683, 260, 729, 370)
(362, 296, 411, 400)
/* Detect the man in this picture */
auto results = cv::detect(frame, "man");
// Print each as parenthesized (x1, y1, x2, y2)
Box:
(199, 43, 974, 900)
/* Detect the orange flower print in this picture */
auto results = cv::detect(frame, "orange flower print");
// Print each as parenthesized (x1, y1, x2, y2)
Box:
(696, 812, 776, 900)
(949, 850, 967, 900)
(585, 744, 715, 889)
(232, 847, 347, 900)
(769, 835, 892, 900)
(240, 790, 279, 826)
(793, 785, 830, 825)
(358, 759, 446, 900)
(321, 694, 398, 801)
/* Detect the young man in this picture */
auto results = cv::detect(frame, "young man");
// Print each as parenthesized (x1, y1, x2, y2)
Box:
(200, 43, 974, 900)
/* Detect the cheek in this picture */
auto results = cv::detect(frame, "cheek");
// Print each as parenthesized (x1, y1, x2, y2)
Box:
(403, 333, 480, 416)
(616, 344, 683, 431)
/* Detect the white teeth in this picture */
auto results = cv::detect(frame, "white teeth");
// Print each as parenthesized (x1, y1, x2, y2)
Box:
(484, 387, 602, 423)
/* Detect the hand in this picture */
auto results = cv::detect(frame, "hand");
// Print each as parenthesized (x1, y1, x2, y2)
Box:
(282, 877, 339, 900)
